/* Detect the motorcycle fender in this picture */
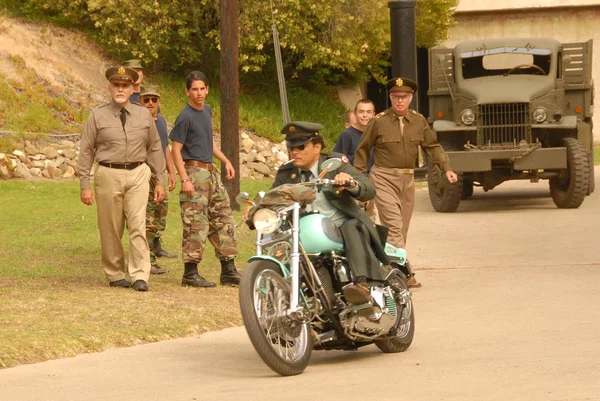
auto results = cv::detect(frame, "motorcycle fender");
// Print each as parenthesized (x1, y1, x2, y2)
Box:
(247, 255, 291, 276)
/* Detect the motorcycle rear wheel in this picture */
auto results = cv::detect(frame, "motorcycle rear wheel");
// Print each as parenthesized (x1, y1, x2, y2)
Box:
(239, 260, 313, 376)
(374, 271, 415, 353)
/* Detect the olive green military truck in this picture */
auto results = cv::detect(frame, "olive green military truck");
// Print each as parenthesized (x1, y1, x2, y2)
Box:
(427, 37, 594, 212)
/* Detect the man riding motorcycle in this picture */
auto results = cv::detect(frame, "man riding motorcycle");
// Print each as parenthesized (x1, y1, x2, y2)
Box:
(270, 121, 392, 304)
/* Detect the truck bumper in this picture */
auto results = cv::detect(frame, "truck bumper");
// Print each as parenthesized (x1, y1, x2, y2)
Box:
(447, 147, 567, 172)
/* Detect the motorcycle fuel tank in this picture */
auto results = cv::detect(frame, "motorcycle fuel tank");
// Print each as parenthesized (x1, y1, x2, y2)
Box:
(299, 214, 344, 254)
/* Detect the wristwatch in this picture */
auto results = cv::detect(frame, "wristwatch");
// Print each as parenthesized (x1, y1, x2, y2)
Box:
(181, 179, 190, 183)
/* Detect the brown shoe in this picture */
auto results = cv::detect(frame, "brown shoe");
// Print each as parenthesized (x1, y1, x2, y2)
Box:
(343, 283, 371, 304)
(151, 263, 168, 275)
(406, 275, 422, 288)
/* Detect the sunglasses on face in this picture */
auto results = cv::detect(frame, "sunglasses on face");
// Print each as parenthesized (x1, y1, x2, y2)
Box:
(288, 143, 307, 152)
(142, 97, 159, 104)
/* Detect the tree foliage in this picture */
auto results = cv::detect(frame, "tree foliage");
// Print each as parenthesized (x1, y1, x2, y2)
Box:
(12, 0, 458, 84)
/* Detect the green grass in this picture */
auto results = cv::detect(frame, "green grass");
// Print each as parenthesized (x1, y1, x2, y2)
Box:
(0, 178, 272, 368)
(595, 144, 600, 165)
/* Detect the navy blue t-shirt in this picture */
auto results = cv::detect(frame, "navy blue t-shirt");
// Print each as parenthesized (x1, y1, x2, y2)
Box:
(155, 114, 169, 156)
(129, 92, 140, 104)
(333, 126, 363, 164)
(169, 104, 213, 163)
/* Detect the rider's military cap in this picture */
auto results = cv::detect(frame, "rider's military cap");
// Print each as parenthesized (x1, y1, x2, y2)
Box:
(139, 85, 161, 98)
(281, 121, 324, 148)
(123, 59, 143, 70)
(386, 77, 418, 93)
(105, 66, 139, 83)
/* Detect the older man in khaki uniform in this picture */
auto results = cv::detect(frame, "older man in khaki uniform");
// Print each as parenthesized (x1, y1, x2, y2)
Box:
(354, 77, 458, 286)
(78, 66, 166, 292)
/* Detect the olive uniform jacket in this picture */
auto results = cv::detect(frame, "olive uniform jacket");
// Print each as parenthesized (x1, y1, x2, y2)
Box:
(271, 152, 390, 280)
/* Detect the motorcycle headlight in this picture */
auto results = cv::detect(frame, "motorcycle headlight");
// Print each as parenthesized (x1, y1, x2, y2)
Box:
(532, 107, 547, 123)
(253, 208, 280, 234)
(461, 109, 475, 125)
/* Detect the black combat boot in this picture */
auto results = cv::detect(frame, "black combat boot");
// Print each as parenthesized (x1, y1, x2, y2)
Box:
(220, 259, 241, 286)
(181, 262, 216, 288)
(152, 237, 177, 259)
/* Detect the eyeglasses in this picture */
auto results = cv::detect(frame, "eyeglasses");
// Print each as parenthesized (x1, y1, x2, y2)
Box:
(142, 97, 159, 104)
(390, 94, 412, 103)
(288, 143, 306, 152)
(110, 82, 132, 89)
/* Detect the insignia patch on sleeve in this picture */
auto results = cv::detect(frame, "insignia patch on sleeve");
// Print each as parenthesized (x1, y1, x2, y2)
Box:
(341, 155, 349, 164)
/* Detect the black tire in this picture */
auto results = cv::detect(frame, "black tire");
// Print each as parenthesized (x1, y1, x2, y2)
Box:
(239, 260, 312, 376)
(462, 179, 474, 199)
(549, 138, 589, 208)
(374, 271, 415, 353)
(427, 142, 463, 212)
(587, 152, 595, 195)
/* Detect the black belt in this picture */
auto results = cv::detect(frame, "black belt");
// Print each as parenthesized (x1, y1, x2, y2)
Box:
(99, 161, 144, 170)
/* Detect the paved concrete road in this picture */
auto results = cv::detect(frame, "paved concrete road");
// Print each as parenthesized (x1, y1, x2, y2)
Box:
(2, 170, 600, 401)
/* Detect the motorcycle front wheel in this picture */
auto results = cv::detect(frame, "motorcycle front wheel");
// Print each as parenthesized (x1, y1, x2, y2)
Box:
(374, 271, 415, 353)
(239, 260, 313, 376)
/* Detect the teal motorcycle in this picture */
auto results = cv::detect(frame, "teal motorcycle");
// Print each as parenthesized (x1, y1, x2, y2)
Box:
(237, 158, 414, 376)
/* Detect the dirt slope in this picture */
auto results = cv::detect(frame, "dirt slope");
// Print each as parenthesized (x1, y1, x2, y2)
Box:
(0, 16, 112, 104)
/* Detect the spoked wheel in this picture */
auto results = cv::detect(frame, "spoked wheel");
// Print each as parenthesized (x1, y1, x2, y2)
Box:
(239, 260, 312, 376)
(375, 270, 415, 353)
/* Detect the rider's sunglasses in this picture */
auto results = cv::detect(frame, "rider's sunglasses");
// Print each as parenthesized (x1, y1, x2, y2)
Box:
(142, 97, 159, 104)
(288, 143, 307, 152)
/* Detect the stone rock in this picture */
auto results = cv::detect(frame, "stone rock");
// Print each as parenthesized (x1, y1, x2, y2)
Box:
(239, 164, 251, 179)
(31, 154, 45, 161)
(13, 149, 25, 157)
(61, 166, 75, 179)
(41, 170, 51, 179)
(25, 145, 39, 155)
(14, 161, 32, 178)
(242, 138, 255, 149)
(0, 165, 10, 179)
(248, 162, 271, 176)
(255, 154, 266, 163)
(0, 153, 7, 166)
(17, 154, 33, 167)
(42, 146, 59, 159)
(30, 167, 42, 176)
(240, 132, 250, 140)
(47, 165, 57, 179)
(276, 151, 289, 162)
(32, 160, 45, 168)
(63, 149, 77, 159)
(59, 140, 75, 149)
(259, 150, 271, 158)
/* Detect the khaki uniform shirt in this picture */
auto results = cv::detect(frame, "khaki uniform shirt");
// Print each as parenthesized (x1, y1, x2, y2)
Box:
(78, 101, 166, 189)
(354, 108, 452, 173)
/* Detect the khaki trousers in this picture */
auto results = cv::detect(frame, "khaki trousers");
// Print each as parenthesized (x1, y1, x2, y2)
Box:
(94, 163, 152, 282)
(369, 165, 415, 249)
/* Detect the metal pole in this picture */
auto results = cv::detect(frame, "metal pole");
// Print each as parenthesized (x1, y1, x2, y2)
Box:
(220, 0, 240, 209)
(273, 24, 291, 124)
(388, 0, 418, 110)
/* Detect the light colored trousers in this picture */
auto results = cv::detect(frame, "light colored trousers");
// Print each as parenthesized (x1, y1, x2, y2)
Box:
(94, 163, 151, 283)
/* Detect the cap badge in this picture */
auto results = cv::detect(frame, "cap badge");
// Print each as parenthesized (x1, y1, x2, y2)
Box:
(289, 126, 296, 132)
(396, 78, 403, 87)
(118, 66, 126, 75)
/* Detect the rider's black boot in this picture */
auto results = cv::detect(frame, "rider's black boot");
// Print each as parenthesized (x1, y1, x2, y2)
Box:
(220, 259, 241, 286)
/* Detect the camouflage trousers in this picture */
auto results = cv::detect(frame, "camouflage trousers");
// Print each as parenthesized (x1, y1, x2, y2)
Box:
(179, 166, 237, 263)
(146, 180, 169, 263)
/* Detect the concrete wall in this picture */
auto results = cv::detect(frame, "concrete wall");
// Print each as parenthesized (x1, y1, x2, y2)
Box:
(445, 5, 600, 137)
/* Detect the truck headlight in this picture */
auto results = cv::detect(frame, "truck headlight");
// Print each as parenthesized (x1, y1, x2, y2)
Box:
(532, 107, 547, 123)
(253, 208, 280, 234)
(461, 109, 475, 125)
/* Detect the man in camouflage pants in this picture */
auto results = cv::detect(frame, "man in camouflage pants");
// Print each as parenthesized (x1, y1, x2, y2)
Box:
(140, 86, 178, 275)
(169, 71, 240, 288)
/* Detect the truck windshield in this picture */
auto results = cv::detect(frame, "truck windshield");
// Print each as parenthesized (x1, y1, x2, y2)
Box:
(460, 47, 552, 79)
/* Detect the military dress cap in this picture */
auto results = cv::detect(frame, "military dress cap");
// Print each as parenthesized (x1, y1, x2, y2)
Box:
(386, 77, 418, 93)
(123, 59, 143, 70)
(281, 121, 324, 147)
(139, 85, 161, 98)
(105, 66, 139, 83)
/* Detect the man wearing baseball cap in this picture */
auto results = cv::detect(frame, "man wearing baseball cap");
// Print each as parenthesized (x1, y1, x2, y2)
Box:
(78, 66, 166, 292)
(123, 59, 144, 103)
(354, 77, 458, 288)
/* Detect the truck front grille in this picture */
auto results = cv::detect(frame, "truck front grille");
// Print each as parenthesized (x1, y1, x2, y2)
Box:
(477, 103, 530, 146)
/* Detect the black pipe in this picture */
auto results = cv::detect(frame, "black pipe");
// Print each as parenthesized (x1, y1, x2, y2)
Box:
(388, 0, 418, 110)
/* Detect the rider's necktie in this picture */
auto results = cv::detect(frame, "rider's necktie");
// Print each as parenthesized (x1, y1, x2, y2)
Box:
(301, 170, 312, 183)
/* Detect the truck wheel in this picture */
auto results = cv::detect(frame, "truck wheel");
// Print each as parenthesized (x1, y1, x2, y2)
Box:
(462, 179, 474, 199)
(427, 143, 463, 213)
(549, 138, 589, 208)
(587, 153, 595, 195)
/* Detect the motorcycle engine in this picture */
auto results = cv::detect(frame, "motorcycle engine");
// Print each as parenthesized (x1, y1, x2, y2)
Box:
(339, 285, 399, 341)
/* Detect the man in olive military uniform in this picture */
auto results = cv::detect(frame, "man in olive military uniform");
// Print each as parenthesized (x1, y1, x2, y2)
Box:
(169, 71, 240, 288)
(123, 59, 144, 103)
(272, 121, 391, 304)
(78, 66, 166, 292)
(354, 77, 458, 286)
(140, 85, 178, 275)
